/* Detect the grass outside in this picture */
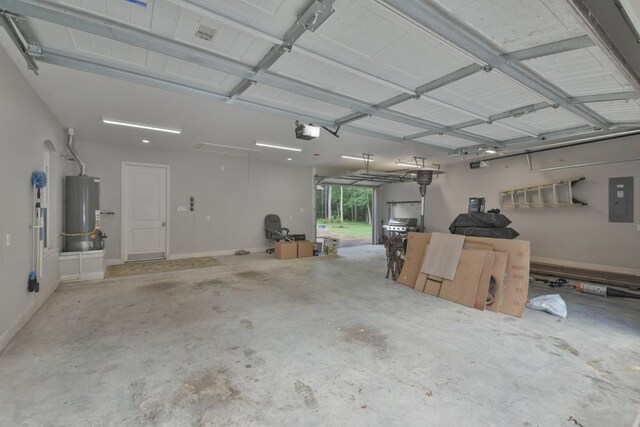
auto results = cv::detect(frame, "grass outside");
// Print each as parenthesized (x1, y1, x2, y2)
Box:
(316, 220, 372, 239)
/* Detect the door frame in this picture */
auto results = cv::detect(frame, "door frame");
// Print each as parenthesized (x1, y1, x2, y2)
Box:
(313, 182, 377, 246)
(121, 161, 171, 262)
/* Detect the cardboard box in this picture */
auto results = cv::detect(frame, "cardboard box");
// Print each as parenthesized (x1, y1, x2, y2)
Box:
(274, 241, 298, 260)
(297, 241, 314, 258)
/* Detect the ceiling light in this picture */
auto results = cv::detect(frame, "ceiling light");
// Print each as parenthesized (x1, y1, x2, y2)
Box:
(197, 142, 260, 152)
(396, 161, 420, 168)
(255, 142, 302, 152)
(341, 155, 373, 161)
(102, 117, 181, 134)
(485, 149, 497, 154)
(141, 139, 150, 144)
(287, 158, 292, 161)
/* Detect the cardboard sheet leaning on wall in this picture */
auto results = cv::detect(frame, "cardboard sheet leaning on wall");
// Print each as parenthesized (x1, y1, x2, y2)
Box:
(398, 232, 531, 317)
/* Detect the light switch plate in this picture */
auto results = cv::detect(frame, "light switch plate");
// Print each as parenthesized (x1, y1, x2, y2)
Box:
(5, 233, 10, 247)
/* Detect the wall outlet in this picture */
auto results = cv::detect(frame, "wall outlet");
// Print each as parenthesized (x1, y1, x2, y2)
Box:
(5, 233, 10, 247)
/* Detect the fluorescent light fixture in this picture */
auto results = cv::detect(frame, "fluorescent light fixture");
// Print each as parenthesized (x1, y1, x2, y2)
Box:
(102, 117, 181, 134)
(141, 139, 150, 144)
(255, 142, 302, 152)
(341, 155, 373, 161)
(485, 149, 497, 154)
(396, 162, 420, 168)
(198, 142, 261, 152)
(287, 158, 292, 161)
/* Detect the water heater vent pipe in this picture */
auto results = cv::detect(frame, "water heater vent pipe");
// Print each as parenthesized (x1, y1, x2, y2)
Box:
(66, 127, 86, 176)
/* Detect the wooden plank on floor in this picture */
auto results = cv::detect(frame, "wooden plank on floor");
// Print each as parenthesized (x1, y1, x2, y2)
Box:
(530, 262, 640, 289)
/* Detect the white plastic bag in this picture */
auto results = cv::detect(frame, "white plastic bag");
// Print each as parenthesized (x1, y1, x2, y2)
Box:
(526, 294, 567, 319)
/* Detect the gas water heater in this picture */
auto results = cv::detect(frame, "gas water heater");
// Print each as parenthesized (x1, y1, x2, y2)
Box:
(63, 128, 106, 252)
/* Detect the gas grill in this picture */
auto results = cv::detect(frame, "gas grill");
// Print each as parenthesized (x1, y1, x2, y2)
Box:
(383, 217, 419, 234)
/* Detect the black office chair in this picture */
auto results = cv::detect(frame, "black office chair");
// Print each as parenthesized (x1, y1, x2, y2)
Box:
(264, 214, 306, 253)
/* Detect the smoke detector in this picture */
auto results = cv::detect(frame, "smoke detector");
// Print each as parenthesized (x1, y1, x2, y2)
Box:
(195, 25, 216, 41)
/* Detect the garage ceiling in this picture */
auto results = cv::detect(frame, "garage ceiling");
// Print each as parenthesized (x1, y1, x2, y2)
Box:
(0, 0, 639, 169)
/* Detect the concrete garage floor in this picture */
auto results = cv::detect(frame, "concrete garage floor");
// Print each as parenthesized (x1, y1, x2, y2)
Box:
(1, 246, 639, 426)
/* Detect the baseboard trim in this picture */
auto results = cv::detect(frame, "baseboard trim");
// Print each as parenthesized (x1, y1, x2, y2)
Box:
(0, 277, 60, 355)
(168, 247, 270, 260)
(105, 258, 124, 266)
(60, 272, 105, 283)
(530, 256, 640, 276)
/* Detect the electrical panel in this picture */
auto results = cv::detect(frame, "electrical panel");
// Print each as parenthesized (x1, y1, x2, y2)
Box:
(609, 177, 634, 223)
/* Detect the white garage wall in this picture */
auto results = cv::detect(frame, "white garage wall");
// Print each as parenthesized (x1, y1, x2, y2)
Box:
(378, 135, 640, 272)
(0, 44, 66, 352)
(72, 140, 314, 262)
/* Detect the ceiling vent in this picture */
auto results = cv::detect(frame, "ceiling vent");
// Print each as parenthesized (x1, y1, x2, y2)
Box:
(195, 25, 216, 41)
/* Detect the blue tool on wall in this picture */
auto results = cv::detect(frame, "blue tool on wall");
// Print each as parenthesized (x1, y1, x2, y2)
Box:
(29, 171, 47, 293)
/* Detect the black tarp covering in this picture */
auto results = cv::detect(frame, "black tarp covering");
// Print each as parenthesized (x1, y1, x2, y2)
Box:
(451, 226, 519, 239)
(449, 212, 519, 239)
(448, 212, 511, 231)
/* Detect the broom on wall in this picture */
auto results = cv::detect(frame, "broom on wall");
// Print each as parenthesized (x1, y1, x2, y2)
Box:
(29, 171, 47, 293)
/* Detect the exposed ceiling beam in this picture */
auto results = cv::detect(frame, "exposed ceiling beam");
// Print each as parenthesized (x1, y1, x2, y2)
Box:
(35, 47, 451, 152)
(0, 12, 38, 74)
(505, 125, 640, 149)
(381, 0, 611, 130)
(334, 35, 596, 131)
(0, 0, 496, 146)
(228, 0, 334, 99)
(567, 0, 640, 94)
(451, 125, 640, 157)
(176, 0, 592, 140)
(174, 0, 415, 95)
(501, 35, 595, 62)
(568, 91, 639, 103)
(335, 64, 486, 126)
(405, 102, 553, 140)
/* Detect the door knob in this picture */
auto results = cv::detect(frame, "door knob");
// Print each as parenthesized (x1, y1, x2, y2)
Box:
(161, 221, 167, 227)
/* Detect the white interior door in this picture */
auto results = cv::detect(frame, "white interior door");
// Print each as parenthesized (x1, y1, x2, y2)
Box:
(123, 163, 168, 261)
